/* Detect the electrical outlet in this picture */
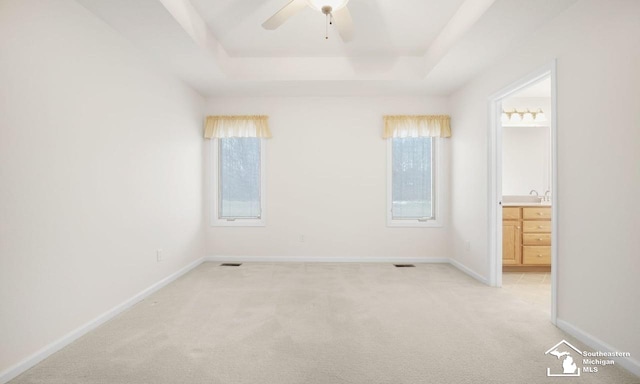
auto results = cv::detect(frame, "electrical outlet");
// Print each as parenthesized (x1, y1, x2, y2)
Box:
(156, 249, 164, 262)
(465, 241, 471, 252)
(299, 234, 305, 242)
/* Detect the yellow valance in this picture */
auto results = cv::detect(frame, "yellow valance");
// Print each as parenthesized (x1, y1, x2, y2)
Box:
(383, 115, 451, 139)
(204, 115, 272, 139)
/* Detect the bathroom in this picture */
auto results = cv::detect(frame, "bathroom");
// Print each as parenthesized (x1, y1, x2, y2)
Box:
(501, 77, 552, 276)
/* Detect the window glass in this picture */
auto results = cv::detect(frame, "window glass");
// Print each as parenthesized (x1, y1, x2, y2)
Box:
(392, 137, 434, 220)
(219, 138, 261, 219)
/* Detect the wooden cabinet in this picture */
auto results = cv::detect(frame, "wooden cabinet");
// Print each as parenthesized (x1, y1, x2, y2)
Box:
(522, 246, 551, 265)
(503, 206, 551, 271)
(522, 233, 551, 245)
(502, 207, 521, 265)
(523, 221, 551, 233)
(522, 207, 551, 220)
(502, 220, 521, 265)
(503, 207, 521, 220)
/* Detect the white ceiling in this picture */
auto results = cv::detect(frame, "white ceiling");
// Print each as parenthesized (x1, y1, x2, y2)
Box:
(189, 0, 466, 57)
(77, 0, 578, 97)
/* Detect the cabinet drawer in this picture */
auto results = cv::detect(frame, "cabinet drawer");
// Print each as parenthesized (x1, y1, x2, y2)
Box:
(523, 220, 551, 233)
(523, 207, 551, 220)
(503, 207, 521, 220)
(523, 233, 551, 246)
(523, 246, 551, 265)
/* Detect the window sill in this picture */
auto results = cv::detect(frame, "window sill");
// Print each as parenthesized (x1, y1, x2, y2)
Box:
(211, 218, 266, 227)
(387, 219, 442, 228)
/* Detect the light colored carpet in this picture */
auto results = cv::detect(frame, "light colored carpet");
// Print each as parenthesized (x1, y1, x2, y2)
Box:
(11, 263, 639, 384)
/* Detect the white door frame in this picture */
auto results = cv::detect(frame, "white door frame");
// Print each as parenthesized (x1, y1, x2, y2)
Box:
(487, 60, 558, 324)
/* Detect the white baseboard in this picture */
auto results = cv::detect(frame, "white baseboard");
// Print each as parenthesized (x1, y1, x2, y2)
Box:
(448, 258, 489, 285)
(206, 255, 491, 285)
(556, 319, 640, 378)
(205, 255, 451, 264)
(0, 257, 205, 384)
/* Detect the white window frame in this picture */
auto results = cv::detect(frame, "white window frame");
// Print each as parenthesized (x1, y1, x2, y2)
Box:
(211, 138, 266, 227)
(386, 137, 442, 228)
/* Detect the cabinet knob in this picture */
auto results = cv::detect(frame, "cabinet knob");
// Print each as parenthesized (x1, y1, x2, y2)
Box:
(538, 226, 544, 228)
(537, 254, 543, 257)
(516, 226, 521, 229)
(537, 212, 543, 215)
(538, 238, 543, 241)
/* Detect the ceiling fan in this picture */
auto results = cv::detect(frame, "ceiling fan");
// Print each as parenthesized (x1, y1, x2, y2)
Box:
(262, 0, 354, 42)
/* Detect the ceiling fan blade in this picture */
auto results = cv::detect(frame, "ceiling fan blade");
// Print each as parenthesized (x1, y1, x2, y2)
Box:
(332, 6, 354, 42)
(262, 0, 308, 30)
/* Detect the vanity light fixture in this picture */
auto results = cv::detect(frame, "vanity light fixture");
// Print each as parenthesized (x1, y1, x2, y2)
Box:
(533, 108, 546, 122)
(503, 109, 517, 122)
(501, 108, 547, 124)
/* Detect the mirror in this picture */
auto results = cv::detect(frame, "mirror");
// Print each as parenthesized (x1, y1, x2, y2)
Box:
(502, 125, 550, 196)
(501, 90, 551, 198)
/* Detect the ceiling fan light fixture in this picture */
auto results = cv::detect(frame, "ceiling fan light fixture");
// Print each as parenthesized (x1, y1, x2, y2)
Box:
(306, 0, 349, 12)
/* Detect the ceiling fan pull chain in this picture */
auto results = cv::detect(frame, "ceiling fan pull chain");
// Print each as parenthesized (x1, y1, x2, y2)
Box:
(325, 12, 329, 39)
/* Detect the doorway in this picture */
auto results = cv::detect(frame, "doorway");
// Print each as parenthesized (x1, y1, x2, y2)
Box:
(488, 62, 558, 324)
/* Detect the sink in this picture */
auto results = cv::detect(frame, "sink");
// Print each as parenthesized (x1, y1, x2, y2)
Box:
(502, 195, 551, 206)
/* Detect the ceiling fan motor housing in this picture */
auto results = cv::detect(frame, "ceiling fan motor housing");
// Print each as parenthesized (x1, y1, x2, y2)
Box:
(306, 0, 349, 12)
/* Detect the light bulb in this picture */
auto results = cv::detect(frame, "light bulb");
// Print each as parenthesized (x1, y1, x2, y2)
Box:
(306, 0, 349, 12)
(535, 109, 546, 122)
(510, 111, 521, 123)
(501, 112, 509, 124)
(522, 111, 534, 122)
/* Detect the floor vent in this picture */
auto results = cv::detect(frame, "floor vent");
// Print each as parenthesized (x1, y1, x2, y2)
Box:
(394, 264, 416, 268)
(220, 263, 242, 267)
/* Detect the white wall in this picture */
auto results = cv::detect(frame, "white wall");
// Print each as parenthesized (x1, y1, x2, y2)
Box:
(450, 0, 640, 368)
(204, 97, 450, 259)
(0, 0, 205, 375)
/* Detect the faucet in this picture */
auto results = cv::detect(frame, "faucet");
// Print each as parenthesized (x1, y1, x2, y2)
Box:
(544, 190, 551, 202)
(529, 190, 539, 196)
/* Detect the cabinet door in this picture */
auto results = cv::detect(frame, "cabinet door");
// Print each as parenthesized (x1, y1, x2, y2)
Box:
(502, 221, 521, 265)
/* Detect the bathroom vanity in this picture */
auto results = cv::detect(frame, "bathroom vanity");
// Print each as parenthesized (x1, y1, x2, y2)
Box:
(502, 204, 551, 272)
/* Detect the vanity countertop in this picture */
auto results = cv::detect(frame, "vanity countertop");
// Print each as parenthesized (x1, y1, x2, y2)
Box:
(502, 195, 551, 207)
(502, 202, 551, 207)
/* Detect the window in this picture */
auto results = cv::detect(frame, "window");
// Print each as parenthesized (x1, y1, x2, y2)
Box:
(382, 114, 449, 227)
(387, 137, 440, 227)
(212, 137, 266, 226)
